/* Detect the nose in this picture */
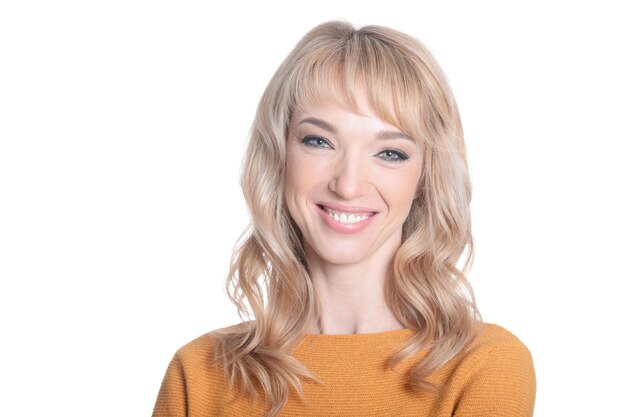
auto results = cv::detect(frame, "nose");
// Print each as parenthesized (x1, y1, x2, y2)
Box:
(328, 153, 370, 200)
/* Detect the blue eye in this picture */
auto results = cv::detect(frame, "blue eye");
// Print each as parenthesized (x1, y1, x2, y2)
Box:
(377, 149, 409, 162)
(301, 135, 332, 148)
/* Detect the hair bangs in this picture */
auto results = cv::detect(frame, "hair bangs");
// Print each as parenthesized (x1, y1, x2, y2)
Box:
(289, 32, 427, 150)
(290, 49, 354, 117)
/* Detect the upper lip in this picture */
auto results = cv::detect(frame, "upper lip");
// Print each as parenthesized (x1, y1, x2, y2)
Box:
(317, 201, 379, 214)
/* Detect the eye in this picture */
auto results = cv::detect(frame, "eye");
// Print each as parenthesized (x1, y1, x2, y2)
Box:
(300, 135, 332, 149)
(377, 149, 409, 162)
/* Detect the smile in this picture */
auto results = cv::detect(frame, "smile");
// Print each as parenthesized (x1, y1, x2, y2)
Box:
(321, 207, 374, 224)
(316, 203, 378, 234)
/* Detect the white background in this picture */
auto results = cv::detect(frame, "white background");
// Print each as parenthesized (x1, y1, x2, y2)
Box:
(1, 1, 624, 416)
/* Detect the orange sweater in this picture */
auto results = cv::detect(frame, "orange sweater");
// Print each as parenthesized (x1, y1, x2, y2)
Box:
(152, 322, 536, 416)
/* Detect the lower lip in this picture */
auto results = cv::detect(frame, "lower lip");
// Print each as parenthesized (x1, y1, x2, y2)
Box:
(316, 205, 377, 234)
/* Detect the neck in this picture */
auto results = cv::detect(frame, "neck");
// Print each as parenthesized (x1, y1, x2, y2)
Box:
(303, 238, 405, 335)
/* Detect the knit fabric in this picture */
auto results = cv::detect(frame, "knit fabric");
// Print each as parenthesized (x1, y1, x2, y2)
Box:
(152, 322, 535, 416)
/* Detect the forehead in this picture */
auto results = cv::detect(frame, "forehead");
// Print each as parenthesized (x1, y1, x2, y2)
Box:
(292, 98, 403, 135)
(288, 63, 426, 147)
(291, 80, 402, 126)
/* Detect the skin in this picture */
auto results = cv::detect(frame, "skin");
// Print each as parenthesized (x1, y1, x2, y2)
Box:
(284, 89, 424, 335)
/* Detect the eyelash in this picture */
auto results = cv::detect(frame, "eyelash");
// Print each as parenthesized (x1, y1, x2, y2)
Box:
(299, 135, 409, 163)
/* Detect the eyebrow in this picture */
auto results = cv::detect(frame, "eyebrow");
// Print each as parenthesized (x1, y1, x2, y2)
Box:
(297, 116, 414, 142)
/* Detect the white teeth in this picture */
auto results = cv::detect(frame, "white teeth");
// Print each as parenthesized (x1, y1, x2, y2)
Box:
(323, 208, 371, 224)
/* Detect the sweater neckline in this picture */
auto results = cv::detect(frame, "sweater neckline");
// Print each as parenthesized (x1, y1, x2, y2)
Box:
(294, 327, 416, 357)
(302, 327, 415, 340)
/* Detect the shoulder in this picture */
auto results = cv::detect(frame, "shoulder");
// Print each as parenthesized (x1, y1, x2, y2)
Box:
(455, 323, 535, 397)
(166, 322, 250, 385)
(442, 322, 536, 415)
(153, 323, 252, 415)
(457, 322, 535, 373)
(174, 322, 248, 364)
(162, 323, 249, 392)
(474, 322, 532, 351)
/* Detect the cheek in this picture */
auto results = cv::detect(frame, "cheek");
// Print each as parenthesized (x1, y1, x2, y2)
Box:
(285, 150, 327, 199)
(379, 165, 422, 211)
(284, 150, 317, 219)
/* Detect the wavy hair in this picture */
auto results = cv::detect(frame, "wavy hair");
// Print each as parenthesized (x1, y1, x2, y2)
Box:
(211, 20, 484, 417)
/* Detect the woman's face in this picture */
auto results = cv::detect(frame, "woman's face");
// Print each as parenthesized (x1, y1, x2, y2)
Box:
(285, 91, 423, 267)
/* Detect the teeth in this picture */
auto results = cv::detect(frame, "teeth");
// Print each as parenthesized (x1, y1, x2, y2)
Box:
(323, 207, 372, 224)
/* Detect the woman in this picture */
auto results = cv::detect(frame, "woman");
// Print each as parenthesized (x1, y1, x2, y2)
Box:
(152, 20, 536, 417)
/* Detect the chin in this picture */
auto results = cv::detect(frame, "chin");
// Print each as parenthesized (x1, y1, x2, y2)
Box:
(310, 243, 371, 266)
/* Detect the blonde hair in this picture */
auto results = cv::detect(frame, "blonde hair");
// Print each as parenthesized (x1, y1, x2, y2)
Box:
(212, 20, 484, 416)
